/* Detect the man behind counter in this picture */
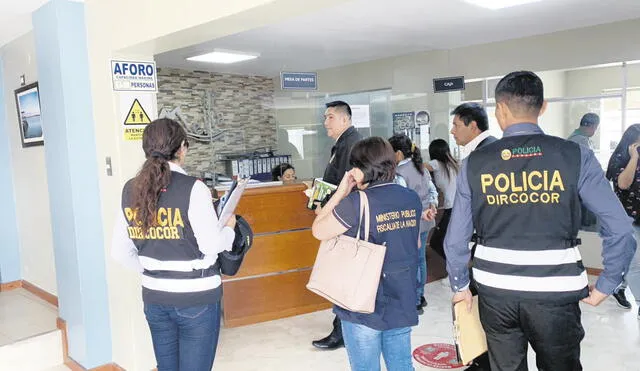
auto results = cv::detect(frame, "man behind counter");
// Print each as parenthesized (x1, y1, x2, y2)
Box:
(312, 100, 363, 350)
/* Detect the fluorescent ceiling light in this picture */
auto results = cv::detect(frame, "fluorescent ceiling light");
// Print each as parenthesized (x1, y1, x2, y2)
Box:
(187, 49, 259, 64)
(463, 0, 543, 10)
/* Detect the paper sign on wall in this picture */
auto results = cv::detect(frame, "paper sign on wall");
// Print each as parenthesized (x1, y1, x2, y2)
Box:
(351, 105, 370, 128)
(392, 112, 415, 134)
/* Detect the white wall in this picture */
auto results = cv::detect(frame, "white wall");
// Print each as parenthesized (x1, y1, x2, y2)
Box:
(0, 32, 56, 294)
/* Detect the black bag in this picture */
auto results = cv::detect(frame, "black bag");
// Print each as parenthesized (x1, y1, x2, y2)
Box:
(217, 215, 254, 276)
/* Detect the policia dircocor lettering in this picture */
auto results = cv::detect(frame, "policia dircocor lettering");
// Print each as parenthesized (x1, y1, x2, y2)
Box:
(445, 71, 637, 371)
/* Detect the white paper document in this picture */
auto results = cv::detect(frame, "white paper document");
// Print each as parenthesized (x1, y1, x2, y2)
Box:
(217, 178, 249, 229)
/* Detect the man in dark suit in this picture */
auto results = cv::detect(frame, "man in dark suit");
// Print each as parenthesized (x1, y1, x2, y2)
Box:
(449, 102, 495, 371)
(451, 103, 497, 155)
(312, 100, 363, 350)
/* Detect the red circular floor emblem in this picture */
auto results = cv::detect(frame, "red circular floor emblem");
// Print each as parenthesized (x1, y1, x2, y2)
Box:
(413, 343, 464, 369)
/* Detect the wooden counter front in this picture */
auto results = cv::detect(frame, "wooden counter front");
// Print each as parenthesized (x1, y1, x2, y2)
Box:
(221, 183, 331, 328)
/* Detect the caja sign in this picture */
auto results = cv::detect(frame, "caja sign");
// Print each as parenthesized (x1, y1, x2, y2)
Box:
(111, 60, 158, 92)
(433, 76, 465, 93)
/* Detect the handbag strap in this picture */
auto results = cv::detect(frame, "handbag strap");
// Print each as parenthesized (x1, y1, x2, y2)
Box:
(355, 191, 371, 242)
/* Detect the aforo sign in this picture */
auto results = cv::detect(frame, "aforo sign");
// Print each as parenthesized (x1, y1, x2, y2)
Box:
(111, 60, 158, 92)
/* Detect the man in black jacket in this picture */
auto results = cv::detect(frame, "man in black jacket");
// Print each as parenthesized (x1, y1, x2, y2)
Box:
(449, 102, 495, 371)
(451, 103, 497, 155)
(312, 100, 362, 350)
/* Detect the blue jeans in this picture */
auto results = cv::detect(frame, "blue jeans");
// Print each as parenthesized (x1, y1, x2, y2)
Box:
(144, 301, 221, 371)
(416, 231, 428, 305)
(618, 226, 640, 305)
(341, 320, 414, 371)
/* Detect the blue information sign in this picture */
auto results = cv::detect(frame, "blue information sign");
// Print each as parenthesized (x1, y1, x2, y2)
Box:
(281, 72, 317, 90)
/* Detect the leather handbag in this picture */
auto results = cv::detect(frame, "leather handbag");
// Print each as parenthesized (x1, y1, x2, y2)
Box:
(306, 191, 387, 314)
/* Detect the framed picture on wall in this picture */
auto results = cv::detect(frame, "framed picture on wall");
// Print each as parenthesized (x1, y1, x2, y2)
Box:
(14, 82, 44, 147)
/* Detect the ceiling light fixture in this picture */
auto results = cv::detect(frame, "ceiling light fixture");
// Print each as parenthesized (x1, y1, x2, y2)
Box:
(187, 49, 259, 64)
(463, 0, 543, 10)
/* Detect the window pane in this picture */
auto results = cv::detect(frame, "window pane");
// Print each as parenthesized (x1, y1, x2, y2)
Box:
(626, 62, 640, 128)
(275, 89, 392, 180)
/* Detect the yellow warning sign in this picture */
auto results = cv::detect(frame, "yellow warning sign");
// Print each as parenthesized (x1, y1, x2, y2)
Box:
(124, 127, 145, 141)
(124, 98, 151, 125)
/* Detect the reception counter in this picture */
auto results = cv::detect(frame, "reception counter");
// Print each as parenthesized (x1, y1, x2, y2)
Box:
(219, 183, 331, 328)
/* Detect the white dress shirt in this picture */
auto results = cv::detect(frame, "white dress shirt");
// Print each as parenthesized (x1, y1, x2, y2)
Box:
(460, 131, 492, 160)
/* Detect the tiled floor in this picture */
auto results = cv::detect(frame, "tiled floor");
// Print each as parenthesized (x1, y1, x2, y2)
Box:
(1, 280, 638, 370)
(214, 276, 640, 371)
(0, 288, 58, 346)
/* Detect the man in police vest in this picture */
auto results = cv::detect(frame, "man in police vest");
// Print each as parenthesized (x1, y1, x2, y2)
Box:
(445, 71, 636, 371)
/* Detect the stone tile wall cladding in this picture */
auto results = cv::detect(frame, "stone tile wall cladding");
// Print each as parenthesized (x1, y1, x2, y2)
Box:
(156, 68, 277, 175)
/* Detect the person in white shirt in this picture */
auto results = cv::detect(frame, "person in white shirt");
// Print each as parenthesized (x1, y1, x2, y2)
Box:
(111, 118, 236, 371)
(444, 102, 496, 371)
(451, 103, 496, 160)
(425, 139, 459, 261)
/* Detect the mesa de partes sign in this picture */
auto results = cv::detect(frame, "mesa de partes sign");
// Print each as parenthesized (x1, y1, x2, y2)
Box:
(111, 60, 158, 92)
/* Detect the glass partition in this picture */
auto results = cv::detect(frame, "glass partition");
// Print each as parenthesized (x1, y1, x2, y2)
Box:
(275, 89, 391, 180)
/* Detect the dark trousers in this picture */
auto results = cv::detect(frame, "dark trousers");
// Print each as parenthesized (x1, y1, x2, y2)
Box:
(478, 295, 584, 371)
(333, 315, 343, 336)
(144, 302, 222, 371)
(430, 208, 452, 260)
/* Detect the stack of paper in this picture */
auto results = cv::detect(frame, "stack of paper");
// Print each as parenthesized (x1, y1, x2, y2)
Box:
(217, 177, 249, 229)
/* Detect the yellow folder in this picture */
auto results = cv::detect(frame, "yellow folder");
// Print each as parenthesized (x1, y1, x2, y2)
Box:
(452, 295, 488, 365)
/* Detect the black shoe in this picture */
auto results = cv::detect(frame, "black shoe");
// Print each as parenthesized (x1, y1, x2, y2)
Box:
(465, 352, 491, 371)
(417, 305, 424, 315)
(420, 296, 427, 308)
(465, 363, 490, 371)
(312, 318, 344, 350)
(312, 332, 344, 350)
(613, 290, 632, 309)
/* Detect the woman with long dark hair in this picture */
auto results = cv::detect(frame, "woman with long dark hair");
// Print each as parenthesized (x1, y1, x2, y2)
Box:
(388, 134, 438, 313)
(111, 118, 236, 370)
(606, 124, 640, 315)
(425, 139, 459, 261)
(312, 137, 422, 370)
(271, 162, 296, 182)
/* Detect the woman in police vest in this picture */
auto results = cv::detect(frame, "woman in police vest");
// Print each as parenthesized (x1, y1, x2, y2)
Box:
(313, 137, 422, 371)
(111, 118, 236, 371)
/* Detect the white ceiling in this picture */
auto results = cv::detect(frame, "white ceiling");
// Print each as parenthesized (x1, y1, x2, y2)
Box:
(155, 0, 640, 77)
(0, 0, 49, 49)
